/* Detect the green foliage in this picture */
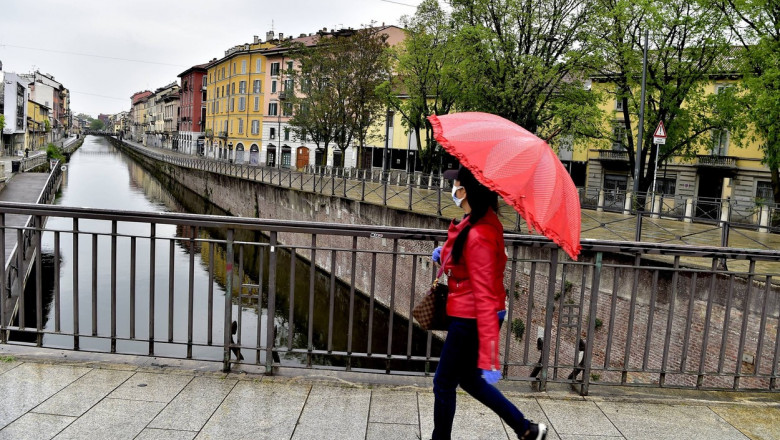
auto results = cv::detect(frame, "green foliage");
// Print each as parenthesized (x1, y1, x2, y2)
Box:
(446, 0, 601, 140)
(0, 356, 15, 363)
(0, 114, 5, 131)
(595, 318, 603, 330)
(590, 373, 600, 381)
(287, 25, 390, 167)
(712, 0, 780, 203)
(584, 0, 736, 196)
(380, 0, 459, 172)
(511, 318, 525, 341)
(90, 119, 105, 131)
(44, 119, 51, 132)
(46, 143, 65, 162)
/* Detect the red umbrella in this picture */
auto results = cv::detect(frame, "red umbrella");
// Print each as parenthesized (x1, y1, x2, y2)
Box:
(429, 112, 581, 260)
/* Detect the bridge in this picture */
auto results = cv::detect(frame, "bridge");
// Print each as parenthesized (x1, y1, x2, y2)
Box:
(0, 134, 777, 438)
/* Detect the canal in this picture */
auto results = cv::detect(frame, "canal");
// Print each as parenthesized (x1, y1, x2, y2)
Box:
(24, 136, 441, 371)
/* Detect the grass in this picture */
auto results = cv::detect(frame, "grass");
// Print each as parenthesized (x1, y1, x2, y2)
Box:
(0, 355, 17, 363)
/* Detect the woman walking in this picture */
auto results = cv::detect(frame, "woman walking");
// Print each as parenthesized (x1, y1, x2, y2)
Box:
(431, 166, 547, 440)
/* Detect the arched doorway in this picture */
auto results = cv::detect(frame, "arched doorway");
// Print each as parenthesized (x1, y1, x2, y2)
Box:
(296, 146, 309, 170)
(249, 144, 260, 165)
(281, 145, 292, 169)
(266, 144, 276, 167)
(235, 143, 245, 163)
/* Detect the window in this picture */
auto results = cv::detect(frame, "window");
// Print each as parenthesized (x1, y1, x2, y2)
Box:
(231, 83, 235, 95)
(604, 174, 628, 203)
(256, 58, 262, 73)
(284, 79, 293, 92)
(233, 62, 236, 74)
(270, 62, 280, 76)
(221, 67, 225, 78)
(653, 177, 677, 196)
(238, 118, 244, 134)
(239, 81, 246, 94)
(271, 80, 277, 93)
(241, 60, 246, 74)
(270, 127, 276, 139)
(221, 86, 224, 97)
(756, 181, 773, 202)
(612, 123, 626, 151)
(253, 80, 261, 93)
(283, 102, 293, 116)
(284, 127, 290, 141)
(238, 97, 246, 111)
(712, 129, 729, 156)
(251, 120, 260, 135)
(230, 98, 235, 112)
(268, 102, 278, 116)
(254, 96, 260, 111)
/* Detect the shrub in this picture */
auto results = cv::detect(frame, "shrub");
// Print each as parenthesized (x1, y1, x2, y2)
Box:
(595, 318, 603, 330)
(46, 143, 65, 162)
(511, 318, 525, 341)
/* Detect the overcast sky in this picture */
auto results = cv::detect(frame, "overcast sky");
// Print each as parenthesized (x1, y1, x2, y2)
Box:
(0, 0, 419, 117)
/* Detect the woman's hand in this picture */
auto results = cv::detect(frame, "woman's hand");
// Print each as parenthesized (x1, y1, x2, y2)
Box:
(481, 369, 502, 384)
(432, 246, 443, 264)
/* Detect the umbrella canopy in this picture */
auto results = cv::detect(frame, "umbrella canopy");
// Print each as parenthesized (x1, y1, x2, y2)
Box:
(429, 112, 581, 260)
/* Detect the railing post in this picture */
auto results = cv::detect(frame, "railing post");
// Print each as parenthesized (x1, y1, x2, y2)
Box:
(684, 198, 694, 223)
(759, 205, 770, 233)
(361, 173, 366, 201)
(539, 250, 559, 391)
(720, 199, 730, 227)
(222, 229, 235, 372)
(635, 211, 643, 242)
(597, 190, 605, 212)
(266, 232, 278, 373)
(581, 252, 602, 396)
(383, 174, 388, 206)
(408, 182, 413, 210)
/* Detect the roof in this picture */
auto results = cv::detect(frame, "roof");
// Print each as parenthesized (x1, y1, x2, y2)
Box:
(178, 63, 209, 78)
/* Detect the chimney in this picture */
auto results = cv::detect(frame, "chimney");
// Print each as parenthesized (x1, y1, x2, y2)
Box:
(278, 32, 284, 40)
(254, 35, 259, 44)
(266, 30, 275, 41)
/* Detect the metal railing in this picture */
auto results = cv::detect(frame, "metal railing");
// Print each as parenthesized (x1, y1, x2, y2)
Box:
(0, 201, 778, 394)
(112, 137, 780, 235)
(2, 161, 63, 332)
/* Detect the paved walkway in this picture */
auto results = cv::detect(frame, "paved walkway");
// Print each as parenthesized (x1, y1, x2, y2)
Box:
(0, 346, 777, 440)
(0, 173, 51, 262)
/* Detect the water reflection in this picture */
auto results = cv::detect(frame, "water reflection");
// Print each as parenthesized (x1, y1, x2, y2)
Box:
(30, 136, 440, 371)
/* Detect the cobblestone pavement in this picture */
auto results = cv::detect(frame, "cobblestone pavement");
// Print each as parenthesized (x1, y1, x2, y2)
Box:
(0, 347, 777, 440)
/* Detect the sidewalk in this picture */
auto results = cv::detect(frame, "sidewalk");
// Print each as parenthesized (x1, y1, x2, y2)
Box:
(0, 346, 777, 440)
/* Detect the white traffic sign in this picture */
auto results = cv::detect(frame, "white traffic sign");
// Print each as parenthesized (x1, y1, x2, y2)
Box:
(653, 121, 666, 144)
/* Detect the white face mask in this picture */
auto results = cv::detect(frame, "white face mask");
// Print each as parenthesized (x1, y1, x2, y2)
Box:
(452, 185, 465, 207)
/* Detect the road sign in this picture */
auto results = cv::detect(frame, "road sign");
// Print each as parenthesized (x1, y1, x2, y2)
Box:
(653, 121, 666, 144)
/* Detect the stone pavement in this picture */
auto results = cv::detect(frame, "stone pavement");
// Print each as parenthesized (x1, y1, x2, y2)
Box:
(0, 346, 777, 440)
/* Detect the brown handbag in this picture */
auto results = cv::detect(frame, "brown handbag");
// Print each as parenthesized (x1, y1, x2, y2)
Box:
(413, 255, 451, 331)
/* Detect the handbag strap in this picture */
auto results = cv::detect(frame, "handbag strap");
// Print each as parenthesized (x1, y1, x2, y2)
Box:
(435, 251, 452, 282)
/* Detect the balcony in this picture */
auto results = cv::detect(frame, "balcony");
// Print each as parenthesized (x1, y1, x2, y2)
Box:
(596, 149, 629, 162)
(218, 131, 228, 138)
(279, 92, 288, 101)
(696, 155, 737, 168)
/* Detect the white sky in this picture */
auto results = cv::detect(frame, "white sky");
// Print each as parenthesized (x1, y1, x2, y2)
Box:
(0, 0, 419, 117)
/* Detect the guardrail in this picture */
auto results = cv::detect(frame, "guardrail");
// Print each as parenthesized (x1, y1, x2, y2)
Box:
(0, 201, 778, 395)
(2, 160, 63, 334)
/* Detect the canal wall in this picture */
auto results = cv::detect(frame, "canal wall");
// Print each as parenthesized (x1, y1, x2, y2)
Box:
(109, 138, 779, 389)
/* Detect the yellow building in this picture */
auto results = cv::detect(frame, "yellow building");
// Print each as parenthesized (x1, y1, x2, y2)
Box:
(26, 100, 50, 152)
(204, 36, 276, 163)
(575, 76, 770, 220)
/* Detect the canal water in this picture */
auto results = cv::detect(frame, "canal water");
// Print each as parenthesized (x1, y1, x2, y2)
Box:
(29, 136, 441, 371)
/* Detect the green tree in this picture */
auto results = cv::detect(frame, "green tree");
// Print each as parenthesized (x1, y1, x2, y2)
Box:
(378, 0, 460, 173)
(90, 119, 105, 131)
(713, 0, 780, 203)
(585, 0, 737, 199)
(288, 26, 390, 168)
(446, 0, 601, 140)
(0, 114, 5, 153)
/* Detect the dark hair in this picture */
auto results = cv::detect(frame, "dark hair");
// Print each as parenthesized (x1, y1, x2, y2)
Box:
(451, 167, 499, 263)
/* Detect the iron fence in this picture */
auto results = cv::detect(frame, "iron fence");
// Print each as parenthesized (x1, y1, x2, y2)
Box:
(0, 201, 778, 395)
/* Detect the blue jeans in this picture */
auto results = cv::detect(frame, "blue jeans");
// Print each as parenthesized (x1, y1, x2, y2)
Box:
(432, 318, 529, 439)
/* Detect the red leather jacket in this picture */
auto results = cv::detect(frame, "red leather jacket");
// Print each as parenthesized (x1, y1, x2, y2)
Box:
(440, 208, 507, 371)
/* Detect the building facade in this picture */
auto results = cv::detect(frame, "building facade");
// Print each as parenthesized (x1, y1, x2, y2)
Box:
(22, 71, 68, 141)
(177, 64, 208, 155)
(26, 100, 49, 152)
(1, 71, 29, 156)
